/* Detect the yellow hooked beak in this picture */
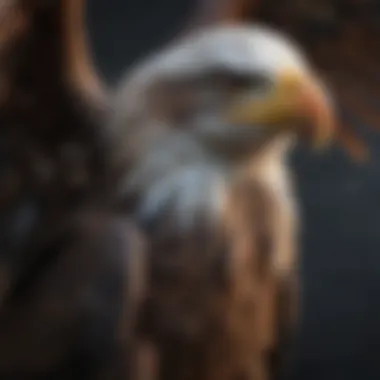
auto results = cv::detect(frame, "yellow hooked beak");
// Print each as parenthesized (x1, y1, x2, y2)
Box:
(227, 70, 335, 148)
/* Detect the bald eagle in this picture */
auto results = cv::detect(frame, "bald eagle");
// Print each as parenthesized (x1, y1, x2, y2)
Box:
(111, 25, 335, 380)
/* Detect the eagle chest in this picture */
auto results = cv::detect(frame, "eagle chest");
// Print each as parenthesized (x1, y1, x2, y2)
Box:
(202, 169, 298, 380)
(135, 171, 299, 380)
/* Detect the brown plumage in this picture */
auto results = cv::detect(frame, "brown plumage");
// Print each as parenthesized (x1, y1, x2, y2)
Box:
(0, 1, 146, 378)
(134, 178, 296, 380)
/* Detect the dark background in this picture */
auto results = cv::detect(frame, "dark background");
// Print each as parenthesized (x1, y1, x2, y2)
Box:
(87, 1, 380, 379)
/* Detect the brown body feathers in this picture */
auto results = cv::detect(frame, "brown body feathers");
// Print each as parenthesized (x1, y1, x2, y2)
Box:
(0, 1, 145, 379)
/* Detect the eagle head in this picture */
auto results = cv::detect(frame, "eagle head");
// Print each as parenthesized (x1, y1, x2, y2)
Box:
(113, 24, 335, 166)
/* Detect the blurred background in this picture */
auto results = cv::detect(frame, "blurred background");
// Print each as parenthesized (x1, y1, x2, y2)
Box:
(87, 1, 380, 379)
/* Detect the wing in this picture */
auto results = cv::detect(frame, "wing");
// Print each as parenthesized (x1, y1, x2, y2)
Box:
(1, 0, 108, 125)
(0, 211, 147, 379)
(0, 2, 147, 379)
(0, 0, 111, 304)
(0, 0, 109, 209)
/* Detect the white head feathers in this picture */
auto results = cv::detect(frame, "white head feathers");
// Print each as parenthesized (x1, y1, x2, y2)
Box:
(110, 24, 311, 130)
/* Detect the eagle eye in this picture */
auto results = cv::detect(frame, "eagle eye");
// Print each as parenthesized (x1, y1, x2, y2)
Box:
(237, 72, 273, 95)
(198, 70, 274, 99)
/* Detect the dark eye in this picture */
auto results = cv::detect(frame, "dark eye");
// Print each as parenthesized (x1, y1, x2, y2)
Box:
(200, 70, 273, 95)
(231, 73, 273, 94)
(228, 73, 255, 89)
